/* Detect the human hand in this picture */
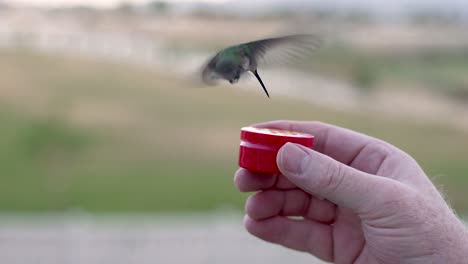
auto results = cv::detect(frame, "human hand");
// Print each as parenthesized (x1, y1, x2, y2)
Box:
(235, 120, 468, 263)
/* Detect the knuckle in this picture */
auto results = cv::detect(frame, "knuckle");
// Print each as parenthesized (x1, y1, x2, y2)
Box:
(318, 161, 346, 195)
(360, 141, 391, 161)
(312, 121, 326, 127)
(369, 141, 392, 159)
(380, 187, 420, 214)
(400, 150, 421, 168)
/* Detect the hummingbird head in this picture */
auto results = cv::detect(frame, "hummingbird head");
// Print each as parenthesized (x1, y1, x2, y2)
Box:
(216, 61, 241, 84)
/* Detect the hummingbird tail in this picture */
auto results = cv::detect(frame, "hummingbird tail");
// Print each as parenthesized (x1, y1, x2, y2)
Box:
(252, 70, 270, 98)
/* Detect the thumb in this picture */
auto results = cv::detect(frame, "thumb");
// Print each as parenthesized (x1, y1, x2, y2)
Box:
(277, 142, 398, 213)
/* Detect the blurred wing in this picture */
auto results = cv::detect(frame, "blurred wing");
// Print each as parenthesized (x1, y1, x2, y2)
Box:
(243, 34, 322, 66)
(200, 53, 222, 86)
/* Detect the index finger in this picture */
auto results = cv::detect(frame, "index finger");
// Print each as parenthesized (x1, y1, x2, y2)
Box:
(254, 120, 393, 166)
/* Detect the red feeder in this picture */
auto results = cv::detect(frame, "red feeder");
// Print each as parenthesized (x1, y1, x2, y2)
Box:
(238, 126, 314, 174)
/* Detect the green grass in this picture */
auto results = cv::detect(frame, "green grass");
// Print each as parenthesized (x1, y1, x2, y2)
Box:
(0, 48, 467, 214)
(0, 109, 243, 212)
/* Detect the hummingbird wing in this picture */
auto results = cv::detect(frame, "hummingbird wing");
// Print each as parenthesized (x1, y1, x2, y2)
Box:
(198, 34, 321, 87)
(243, 34, 322, 67)
(200, 53, 222, 86)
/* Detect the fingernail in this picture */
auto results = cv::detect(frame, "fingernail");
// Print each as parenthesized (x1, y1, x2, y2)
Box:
(278, 143, 309, 174)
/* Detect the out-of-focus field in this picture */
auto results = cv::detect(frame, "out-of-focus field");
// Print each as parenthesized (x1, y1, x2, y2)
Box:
(1, 48, 468, 214)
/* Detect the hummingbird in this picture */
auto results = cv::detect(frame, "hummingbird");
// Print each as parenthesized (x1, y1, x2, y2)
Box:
(200, 34, 321, 98)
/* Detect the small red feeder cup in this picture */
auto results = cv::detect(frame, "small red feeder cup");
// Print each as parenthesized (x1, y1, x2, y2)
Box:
(238, 126, 314, 174)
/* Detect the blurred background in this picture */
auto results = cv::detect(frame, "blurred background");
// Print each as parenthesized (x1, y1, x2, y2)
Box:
(0, 0, 467, 263)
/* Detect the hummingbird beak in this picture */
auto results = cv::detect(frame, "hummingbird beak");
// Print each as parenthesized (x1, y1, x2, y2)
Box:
(252, 70, 270, 98)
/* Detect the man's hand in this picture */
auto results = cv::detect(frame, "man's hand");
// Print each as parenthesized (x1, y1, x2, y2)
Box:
(235, 120, 468, 263)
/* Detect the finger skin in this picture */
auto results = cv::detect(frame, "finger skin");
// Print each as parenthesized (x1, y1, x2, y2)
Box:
(255, 120, 431, 191)
(277, 142, 410, 215)
(234, 168, 296, 192)
(254, 120, 396, 167)
(236, 120, 468, 264)
(246, 189, 336, 223)
(234, 168, 277, 192)
(236, 120, 414, 194)
(244, 215, 333, 262)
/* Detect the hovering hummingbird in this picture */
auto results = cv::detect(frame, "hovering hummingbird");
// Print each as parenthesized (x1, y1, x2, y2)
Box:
(200, 34, 321, 98)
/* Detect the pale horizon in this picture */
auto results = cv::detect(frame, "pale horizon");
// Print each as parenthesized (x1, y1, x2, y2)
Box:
(3, 0, 468, 18)
(4, 0, 229, 8)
